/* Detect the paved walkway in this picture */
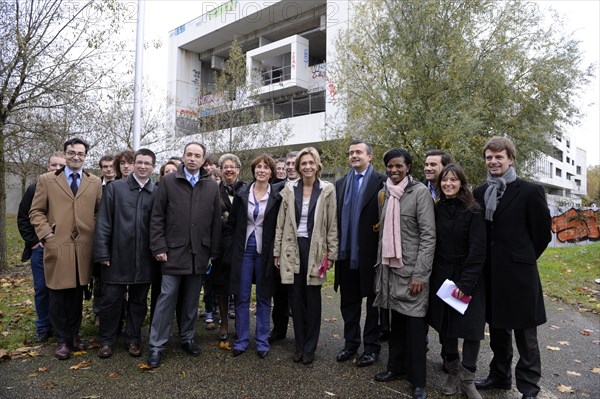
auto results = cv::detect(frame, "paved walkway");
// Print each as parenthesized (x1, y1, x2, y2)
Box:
(0, 286, 598, 398)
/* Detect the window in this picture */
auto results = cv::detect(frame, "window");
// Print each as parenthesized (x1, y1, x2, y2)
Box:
(555, 168, 562, 177)
(576, 166, 581, 174)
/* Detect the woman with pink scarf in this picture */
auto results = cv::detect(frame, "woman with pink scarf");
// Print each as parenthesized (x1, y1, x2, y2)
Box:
(372, 148, 436, 399)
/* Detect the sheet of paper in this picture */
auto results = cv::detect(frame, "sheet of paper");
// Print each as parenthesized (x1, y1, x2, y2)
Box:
(436, 279, 469, 315)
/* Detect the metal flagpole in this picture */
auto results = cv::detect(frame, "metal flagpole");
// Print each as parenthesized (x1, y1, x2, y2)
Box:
(132, 0, 145, 150)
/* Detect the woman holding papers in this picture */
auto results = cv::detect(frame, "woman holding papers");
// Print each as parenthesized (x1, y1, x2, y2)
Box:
(427, 163, 486, 399)
(372, 148, 436, 399)
(274, 147, 338, 365)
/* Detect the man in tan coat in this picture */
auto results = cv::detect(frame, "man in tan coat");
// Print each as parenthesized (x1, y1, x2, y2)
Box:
(30, 137, 102, 360)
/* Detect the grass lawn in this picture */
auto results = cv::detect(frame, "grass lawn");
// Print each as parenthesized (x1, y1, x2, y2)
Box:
(1, 215, 598, 350)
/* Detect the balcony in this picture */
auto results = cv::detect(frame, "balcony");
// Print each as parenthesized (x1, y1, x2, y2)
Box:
(246, 35, 311, 99)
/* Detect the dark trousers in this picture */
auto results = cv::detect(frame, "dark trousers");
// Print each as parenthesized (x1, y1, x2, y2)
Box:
(388, 310, 427, 388)
(339, 268, 380, 354)
(442, 335, 481, 370)
(99, 283, 150, 346)
(48, 286, 84, 344)
(289, 237, 322, 355)
(271, 273, 290, 336)
(489, 326, 541, 397)
(234, 244, 270, 352)
(30, 246, 51, 334)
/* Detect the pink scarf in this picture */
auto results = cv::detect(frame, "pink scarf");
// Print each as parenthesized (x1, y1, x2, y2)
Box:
(381, 176, 409, 268)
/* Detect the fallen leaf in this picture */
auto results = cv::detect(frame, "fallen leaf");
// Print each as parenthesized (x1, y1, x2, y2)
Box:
(558, 341, 570, 345)
(42, 381, 57, 389)
(332, 333, 340, 339)
(557, 384, 574, 393)
(546, 346, 560, 351)
(549, 325, 560, 330)
(574, 359, 582, 363)
(70, 359, 92, 370)
(324, 392, 336, 396)
(580, 329, 593, 336)
(108, 371, 119, 378)
(38, 367, 48, 372)
(138, 363, 153, 370)
(323, 317, 337, 322)
(567, 371, 581, 376)
(591, 367, 600, 374)
(73, 351, 87, 356)
(2, 331, 9, 337)
(219, 341, 232, 351)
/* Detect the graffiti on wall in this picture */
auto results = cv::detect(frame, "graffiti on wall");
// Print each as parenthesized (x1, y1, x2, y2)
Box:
(312, 63, 326, 79)
(551, 208, 599, 243)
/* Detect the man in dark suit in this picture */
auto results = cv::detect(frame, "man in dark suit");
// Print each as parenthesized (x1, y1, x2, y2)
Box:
(270, 151, 298, 342)
(473, 137, 551, 399)
(147, 142, 221, 368)
(334, 139, 386, 367)
(17, 151, 65, 343)
(30, 138, 102, 360)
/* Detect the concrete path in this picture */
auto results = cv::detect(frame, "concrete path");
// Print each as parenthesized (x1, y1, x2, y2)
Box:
(0, 286, 598, 398)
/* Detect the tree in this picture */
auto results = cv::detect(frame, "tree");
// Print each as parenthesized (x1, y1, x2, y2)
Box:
(585, 165, 600, 205)
(0, 0, 126, 269)
(193, 38, 291, 175)
(326, 0, 594, 183)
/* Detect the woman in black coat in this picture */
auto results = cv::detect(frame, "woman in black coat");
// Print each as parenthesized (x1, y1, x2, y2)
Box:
(224, 154, 282, 359)
(426, 164, 486, 399)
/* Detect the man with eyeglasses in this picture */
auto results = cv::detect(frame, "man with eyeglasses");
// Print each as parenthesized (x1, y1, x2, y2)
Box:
(17, 151, 66, 344)
(93, 149, 157, 359)
(147, 142, 221, 368)
(30, 137, 102, 360)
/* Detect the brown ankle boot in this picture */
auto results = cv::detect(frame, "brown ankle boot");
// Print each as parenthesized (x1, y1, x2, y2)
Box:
(460, 364, 482, 399)
(442, 359, 460, 395)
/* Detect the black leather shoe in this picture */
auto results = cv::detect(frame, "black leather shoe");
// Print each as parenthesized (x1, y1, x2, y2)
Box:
(302, 352, 314, 365)
(474, 377, 511, 390)
(54, 343, 71, 360)
(356, 352, 379, 367)
(413, 386, 427, 399)
(181, 340, 200, 356)
(293, 352, 303, 363)
(336, 348, 356, 362)
(232, 348, 245, 357)
(98, 344, 113, 358)
(34, 331, 52, 343)
(374, 370, 405, 382)
(257, 350, 269, 359)
(147, 350, 161, 368)
(127, 342, 142, 357)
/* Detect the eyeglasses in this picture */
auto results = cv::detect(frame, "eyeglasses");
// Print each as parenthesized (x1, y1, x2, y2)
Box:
(66, 151, 86, 158)
(135, 161, 154, 167)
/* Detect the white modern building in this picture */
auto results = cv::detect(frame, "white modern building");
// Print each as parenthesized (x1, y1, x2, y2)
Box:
(167, 0, 349, 150)
(534, 136, 588, 206)
(166, 0, 588, 204)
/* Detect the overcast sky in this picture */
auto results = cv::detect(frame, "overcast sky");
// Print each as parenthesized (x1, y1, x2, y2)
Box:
(137, 0, 599, 165)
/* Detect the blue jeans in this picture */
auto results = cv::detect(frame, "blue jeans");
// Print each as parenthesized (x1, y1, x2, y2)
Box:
(234, 244, 270, 352)
(31, 246, 51, 334)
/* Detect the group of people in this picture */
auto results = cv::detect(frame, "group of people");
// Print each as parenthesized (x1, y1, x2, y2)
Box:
(17, 135, 551, 399)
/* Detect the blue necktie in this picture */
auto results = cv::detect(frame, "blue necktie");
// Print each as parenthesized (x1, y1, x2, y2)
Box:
(353, 173, 362, 202)
(70, 172, 79, 196)
(190, 175, 196, 187)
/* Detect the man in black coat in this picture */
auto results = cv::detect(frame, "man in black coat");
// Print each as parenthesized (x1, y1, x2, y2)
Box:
(147, 142, 221, 368)
(93, 149, 157, 359)
(17, 152, 65, 343)
(473, 137, 551, 399)
(334, 139, 386, 367)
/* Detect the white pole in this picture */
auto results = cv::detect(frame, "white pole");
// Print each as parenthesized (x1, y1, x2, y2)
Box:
(132, 0, 145, 150)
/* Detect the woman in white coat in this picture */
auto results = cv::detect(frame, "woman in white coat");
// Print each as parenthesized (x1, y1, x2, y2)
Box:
(274, 147, 338, 365)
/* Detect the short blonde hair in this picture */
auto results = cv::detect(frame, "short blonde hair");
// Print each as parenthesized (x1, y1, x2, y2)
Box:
(295, 147, 322, 179)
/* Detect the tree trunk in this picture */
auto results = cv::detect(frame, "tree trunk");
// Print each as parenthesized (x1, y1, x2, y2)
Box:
(0, 119, 8, 271)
